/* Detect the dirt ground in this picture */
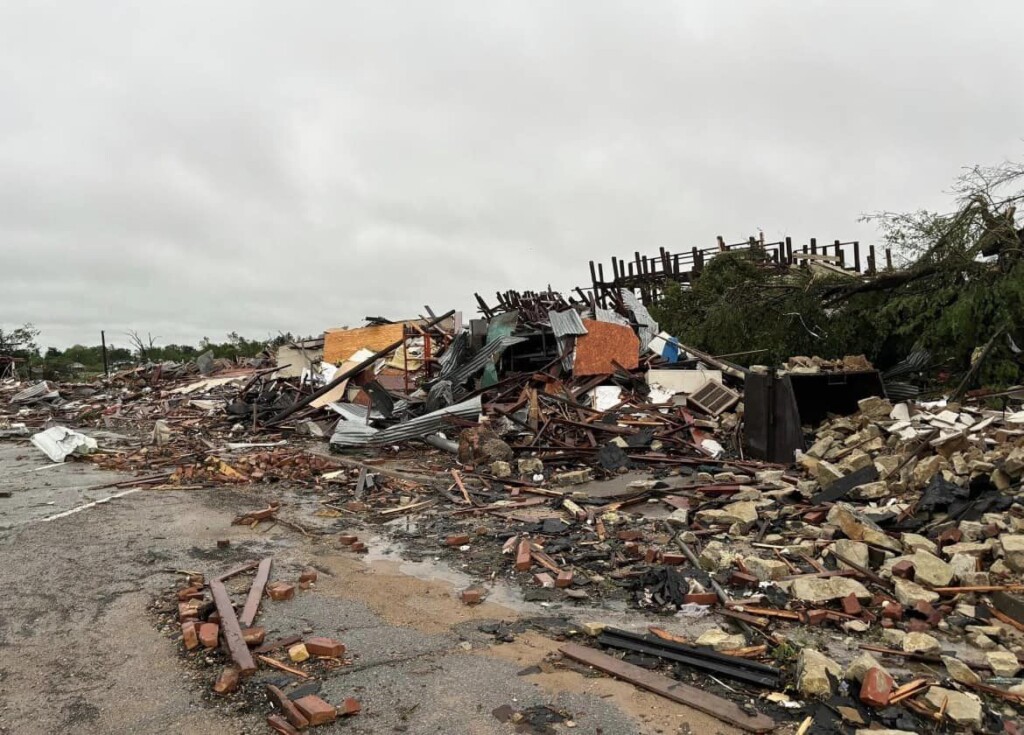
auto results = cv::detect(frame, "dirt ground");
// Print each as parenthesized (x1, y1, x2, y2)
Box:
(0, 443, 749, 735)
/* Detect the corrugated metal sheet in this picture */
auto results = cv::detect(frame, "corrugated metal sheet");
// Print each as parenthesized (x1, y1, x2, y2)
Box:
(438, 333, 469, 379)
(548, 309, 588, 371)
(620, 290, 660, 347)
(594, 308, 629, 327)
(330, 396, 482, 447)
(445, 335, 527, 386)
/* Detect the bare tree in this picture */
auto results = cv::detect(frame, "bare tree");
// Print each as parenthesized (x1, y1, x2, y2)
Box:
(126, 330, 159, 360)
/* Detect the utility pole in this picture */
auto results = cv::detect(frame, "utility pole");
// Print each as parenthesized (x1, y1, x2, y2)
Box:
(101, 330, 109, 378)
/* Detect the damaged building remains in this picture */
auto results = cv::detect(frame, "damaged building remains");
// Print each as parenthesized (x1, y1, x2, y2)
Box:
(5, 206, 1024, 735)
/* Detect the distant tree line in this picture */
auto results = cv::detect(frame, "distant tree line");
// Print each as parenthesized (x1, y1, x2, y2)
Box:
(0, 327, 302, 380)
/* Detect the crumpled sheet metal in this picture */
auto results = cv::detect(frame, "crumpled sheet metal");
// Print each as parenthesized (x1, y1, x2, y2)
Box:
(548, 309, 588, 371)
(620, 289, 660, 348)
(30, 426, 98, 462)
(329, 396, 482, 447)
(444, 336, 527, 387)
(11, 381, 60, 404)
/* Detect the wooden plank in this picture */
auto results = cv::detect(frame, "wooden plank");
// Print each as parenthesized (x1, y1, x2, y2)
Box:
(209, 580, 257, 675)
(560, 643, 775, 733)
(213, 559, 262, 584)
(256, 654, 311, 679)
(238, 557, 272, 628)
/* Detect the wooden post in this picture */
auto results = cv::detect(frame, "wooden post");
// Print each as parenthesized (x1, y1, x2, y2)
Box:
(835, 239, 844, 267)
(101, 330, 109, 378)
(785, 236, 793, 264)
(868, 245, 877, 275)
(853, 241, 861, 273)
(810, 237, 817, 255)
(885, 248, 893, 271)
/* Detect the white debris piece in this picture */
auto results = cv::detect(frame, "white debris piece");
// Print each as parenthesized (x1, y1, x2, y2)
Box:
(30, 426, 98, 462)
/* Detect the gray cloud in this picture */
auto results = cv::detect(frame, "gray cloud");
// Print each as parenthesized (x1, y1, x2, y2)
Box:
(1, 1, 1022, 350)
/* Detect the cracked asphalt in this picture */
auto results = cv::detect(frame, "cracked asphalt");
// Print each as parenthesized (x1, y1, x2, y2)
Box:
(0, 443, 739, 735)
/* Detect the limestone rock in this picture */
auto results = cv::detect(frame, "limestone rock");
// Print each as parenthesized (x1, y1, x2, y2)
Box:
(457, 427, 513, 464)
(922, 687, 982, 728)
(827, 503, 902, 552)
(516, 458, 544, 475)
(698, 541, 736, 572)
(986, 651, 1021, 677)
(942, 656, 981, 685)
(852, 481, 889, 500)
(893, 578, 940, 606)
(858, 396, 893, 420)
(1000, 534, 1024, 572)
(949, 553, 978, 583)
(791, 576, 871, 604)
(902, 632, 941, 655)
(695, 628, 745, 651)
(880, 629, 906, 648)
(845, 652, 883, 683)
(901, 533, 938, 555)
(884, 551, 953, 587)
(912, 455, 947, 488)
(796, 649, 842, 698)
(832, 539, 870, 571)
(696, 500, 759, 528)
(490, 461, 512, 478)
(743, 556, 789, 582)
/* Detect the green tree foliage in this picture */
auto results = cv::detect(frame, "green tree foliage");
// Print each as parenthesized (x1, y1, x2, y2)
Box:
(652, 159, 1024, 389)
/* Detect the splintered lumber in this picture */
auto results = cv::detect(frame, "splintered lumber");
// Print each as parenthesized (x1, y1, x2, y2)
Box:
(256, 654, 311, 679)
(266, 684, 311, 729)
(238, 557, 272, 628)
(560, 643, 775, 733)
(214, 559, 262, 583)
(209, 580, 256, 675)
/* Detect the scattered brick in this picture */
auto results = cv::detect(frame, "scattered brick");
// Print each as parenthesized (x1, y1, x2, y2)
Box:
(177, 586, 203, 601)
(936, 527, 962, 547)
(266, 714, 301, 735)
(178, 602, 200, 622)
(182, 621, 200, 651)
(217, 539, 231, 548)
(624, 542, 643, 558)
(730, 571, 759, 588)
(644, 547, 659, 563)
(617, 530, 643, 541)
(213, 666, 239, 696)
(299, 568, 318, 583)
(445, 534, 471, 546)
(534, 573, 555, 588)
(682, 593, 719, 606)
(294, 695, 337, 726)
(305, 637, 345, 658)
(350, 541, 367, 553)
(266, 685, 309, 730)
(860, 667, 894, 708)
(461, 588, 484, 605)
(242, 627, 266, 647)
(803, 510, 827, 524)
(881, 603, 904, 621)
(515, 539, 532, 571)
(337, 535, 358, 545)
(199, 623, 219, 649)
(891, 560, 915, 580)
(907, 618, 932, 633)
(556, 570, 574, 588)
(340, 697, 361, 716)
(207, 611, 221, 625)
(268, 582, 296, 601)
(661, 553, 686, 565)
(806, 609, 828, 626)
(842, 594, 863, 616)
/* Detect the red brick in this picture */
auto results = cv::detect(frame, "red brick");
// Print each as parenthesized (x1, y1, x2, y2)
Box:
(730, 571, 759, 588)
(266, 685, 309, 730)
(501, 536, 520, 554)
(177, 586, 203, 601)
(661, 553, 686, 566)
(555, 570, 573, 588)
(461, 588, 484, 605)
(803, 510, 827, 524)
(266, 714, 301, 735)
(182, 621, 200, 651)
(682, 593, 718, 606)
(213, 666, 239, 696)
(881, 603, 904, 621)
(217, 539, 231, 548)
(199, 623, 219, 649)
(907, 619, 932, 633)
(294, 695, 337, 726)
(842, 594, 863, 616)
(891, 560, 915, 580)
(859, 667, 894, 708)
(617, 530, 643, 541)
(445, 534, 471, 546)
(207, 611, 221, 625)
(644, 547, 659, 563)
(936, 527, 962, 547)
(350, 541, 367, 553)
(340, 697, 361, 716)
(338, 535, 358, 545)
(880, 618, 894, 629)
(242, 627, 265, 647)
(982, 523, 1001, 539)
(534, 573, 555, 588)
(187, 573, 204, 586)
(305, 637, 345, 658)
(178, 602, 199, 622)
(299, 568, 318, 583)
(515, 539, 532, 571)
(805, 609, 828, 626)
(268, 582, 296, 601)
(624, 542, 643, 558)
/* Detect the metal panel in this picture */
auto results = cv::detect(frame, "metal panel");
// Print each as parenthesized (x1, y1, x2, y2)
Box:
(548, 309, 588, 370)
(330, 396, 482, 447)
(445, 335, 527, 386)
(620, 289, 660, 347)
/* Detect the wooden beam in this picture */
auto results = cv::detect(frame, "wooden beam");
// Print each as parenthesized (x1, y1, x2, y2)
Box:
(238, 557, 272, 628)
(560, 643, 775, 733)
(209, 580, 257, 675)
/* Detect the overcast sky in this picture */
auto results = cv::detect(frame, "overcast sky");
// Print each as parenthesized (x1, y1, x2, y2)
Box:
(1, 2, 1021, 350)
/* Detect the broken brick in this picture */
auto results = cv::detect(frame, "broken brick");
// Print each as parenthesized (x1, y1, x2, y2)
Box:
(288, 643, 310, 663)
(266, 685, 309, 730)
(177, 586, 203, 601)
(213, 666, 239, 696)
(881, 603, 904, 621)
(644, 547, 659, 563)
(199, 623, 219, 649)
(555, 570, 574, 588)
(266, 714, 301, 735)
(842, 594, 863, 616)
(730, 571, 759, 588)
(534, 573, 555, 588)
(461, 588, 484, 605)
(661, 553, 686, 566)
(217, 539, 230, 548)
(242, 627, 265, 647)
(617, 530, 643, 541)
(624, 542, 643, 558)
(267, 582, 295, 601)
(340, 697, 361, 716)
(350, 541, 367, 553)
(299, 568, 318, 583)
(178, 602, 199, 622)
(803, 510, 827, 524)
(936, 527, 962, 547)
(805, 609, 828, 626)
(445, 534, 471, 546)
(515, 539, 532, 571)
(305, 637, 345, 658)
(891, 560, 915, 580)
(181, 621, 200, 651)
(859, 667, 894, 708)
(683, 593, 719, 606)
(337, 535, 358, 545)
(294, 695, 337, 726)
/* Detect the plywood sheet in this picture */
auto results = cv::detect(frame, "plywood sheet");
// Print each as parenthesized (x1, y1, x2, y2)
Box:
(323, 324, 406, 365)
(573, 320, 639, 376)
